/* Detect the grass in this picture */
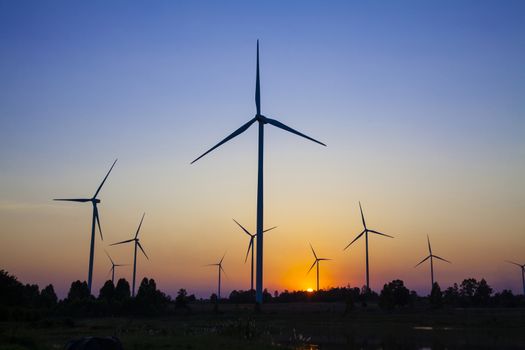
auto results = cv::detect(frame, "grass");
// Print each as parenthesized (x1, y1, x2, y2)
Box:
(1, 303, 525, 349)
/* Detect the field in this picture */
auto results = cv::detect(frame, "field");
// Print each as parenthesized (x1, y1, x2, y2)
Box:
(1, 303, 525, 350)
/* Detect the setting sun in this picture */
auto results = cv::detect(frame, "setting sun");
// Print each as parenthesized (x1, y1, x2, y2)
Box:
(306, 288, 314, 293)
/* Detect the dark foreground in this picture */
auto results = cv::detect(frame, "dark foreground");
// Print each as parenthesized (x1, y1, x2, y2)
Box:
(1, 303, 525, 350)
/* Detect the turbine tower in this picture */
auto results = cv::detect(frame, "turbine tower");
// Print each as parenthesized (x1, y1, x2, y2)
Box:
(414, 235, 451, 292)
(192, 41, 326, 305)
(207, 253, 226, 301)
(506, 261, 525, 295)
(110, 213, 148, 297)
(344, 202, 393, 292)
(307, 243, 331, 291)
(233, 219, 276, 291)
(54, 159, 117, 293)
(105, 250, 127, 284)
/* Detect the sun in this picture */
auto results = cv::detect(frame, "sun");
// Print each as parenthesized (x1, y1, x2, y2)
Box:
(306, 288, 314, 293)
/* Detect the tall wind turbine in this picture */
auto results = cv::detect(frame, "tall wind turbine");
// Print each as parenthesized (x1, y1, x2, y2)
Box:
(344, 202, 393, 292)
(206, 253, 226, 301)
(105, 250, 128, 284)
(506, 261, 525, 295)
(233, 219, 276, 291)
(307, 243, 331, 291)
(54, 159, 117, 293)
(191, 41, 326, 305)
(414, 235, 451, 292)
(110, 213, 148, 297)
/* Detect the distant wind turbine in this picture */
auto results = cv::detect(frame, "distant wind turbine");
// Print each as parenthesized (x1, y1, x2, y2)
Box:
(206, 253, 227, 301)
(414, 235, 451, 291)
(506, 261, 525, 295)
(344, 202, 393, 292)
(233, 219, 276, 291)
(104, 250, 128, 284)
(191, 41, 326, 305)
(54, 159, 117, 293)
(307, 243, 331, 291)
(110, 213, 148, 297)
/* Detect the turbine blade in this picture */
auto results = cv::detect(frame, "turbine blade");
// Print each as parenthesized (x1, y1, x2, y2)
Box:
(135, 213, 146, 239)
(309, 243, 318, 259)
(233, 218, 253, 237)
(255, 40, 261, 115)
(191, 117, 257, 164)
(263, 117, 326, 146)
(94, 205, 103, 241)
(53, 198, 91, 202)
(110, 238, 135, 246)
(343, 230, 365, 250)
(104, 250, 114, 265)
(204, 263, 219, 267)
(220, 252, 226, 265)
(107, 266, 113, 278)
(244, 238, 253, 263)
(220, 265, 228, 278)
(263, 226, 277, 233)
(93, 159, 118, 198)
(318, 258, 332, 261)
(433, 255, 451, 263)
(306, 260, 317, 275)
(359, 202, 366, 229)
(137, 241, 149, 260)
(506, 260, 522, 267)
(414, 255, 431, 268)
(368, 229, 394, 238)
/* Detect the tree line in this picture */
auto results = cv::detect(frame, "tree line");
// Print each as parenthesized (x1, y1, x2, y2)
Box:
(1, 269, 523, 321)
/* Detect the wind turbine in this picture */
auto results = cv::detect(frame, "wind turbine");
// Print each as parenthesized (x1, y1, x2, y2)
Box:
(414, 235, 451, 292)
(104, 250, 128, 284)
(506, 261, 525, 295)
(307, 243, 331, 291)
(206, 253, 227, 301)
(344, 202, 393, 292)
(191, 41, 326, 305)
(233, 219, 276, 291)
(110, 213, 148, 297)
(54, 159, 117, 293)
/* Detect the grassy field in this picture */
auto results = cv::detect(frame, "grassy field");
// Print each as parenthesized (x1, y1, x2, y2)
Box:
(1, 303, 525, 349)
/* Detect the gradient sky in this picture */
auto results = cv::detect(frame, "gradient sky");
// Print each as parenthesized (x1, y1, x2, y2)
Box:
(1, 0, 524, 298)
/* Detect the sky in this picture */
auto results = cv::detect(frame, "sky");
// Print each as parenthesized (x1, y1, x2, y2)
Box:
(1, 0, 524, 298)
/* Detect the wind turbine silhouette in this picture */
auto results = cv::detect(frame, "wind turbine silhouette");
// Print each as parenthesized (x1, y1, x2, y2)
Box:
(506, 261, 525, 295)
(233, 219, 276, 291)
(206, 253, 227, 301)
(104, 250, 127, 284)
(110, 213, 148, 297)
(414, 235, 451, 291)
(344, 202, 393, 292)
(307, 243, 331, 291)
(54, 159, 117, 293)
(191, 41, 326, 305)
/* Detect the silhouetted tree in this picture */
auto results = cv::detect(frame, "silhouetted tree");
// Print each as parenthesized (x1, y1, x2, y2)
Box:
(98, 280, 115, 303)
(429, 282, 443, 309)
(134, 278, 170, 315)
(0, 270, 24, 306)
(39, 284, 58, 307)
(114, 278, 131, 301)
(443, 283, 459, 306)
(67, 281, 90, 301)
(175, 288, 190, 309)
(474, 279, 493, 306)
(379, 280, 410, 310)
(493, 289, 518, 307)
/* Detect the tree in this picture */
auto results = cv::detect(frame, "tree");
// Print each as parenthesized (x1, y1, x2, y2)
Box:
(99, 280, 115, 303)
(67, 281, 90, 301)
(175, 288, 189, 308)
(429, 282, 443, 309)
(474, 279, 493, 306)
(114, 278, 131, 301)
(443, 283, 459, 306)
(379, 280, 410, 310)
(40, 284, 58, 307)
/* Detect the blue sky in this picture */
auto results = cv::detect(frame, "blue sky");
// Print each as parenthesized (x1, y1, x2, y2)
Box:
(1, 1, 524, 297)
